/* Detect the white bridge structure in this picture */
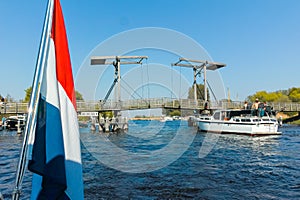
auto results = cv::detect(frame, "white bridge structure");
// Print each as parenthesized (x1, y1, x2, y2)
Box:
(2, 99, 300, 115)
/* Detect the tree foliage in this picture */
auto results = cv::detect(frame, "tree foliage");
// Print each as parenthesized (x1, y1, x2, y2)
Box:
(247, 87, 300, 103)
(168, 110, 181, 117)
(99, 111, 113, 118)
(164, 109, 181, 117)
(188, 84, 210, 100)
(75, 90, 84, 101)
(24, 86, 84, 102)
(288, 87, 300, 102)
(24, 87, 32, 103)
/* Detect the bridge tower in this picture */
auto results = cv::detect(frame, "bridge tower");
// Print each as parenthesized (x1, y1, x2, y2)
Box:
(91, 55, 148, 107)
(172, 58, 226, 103)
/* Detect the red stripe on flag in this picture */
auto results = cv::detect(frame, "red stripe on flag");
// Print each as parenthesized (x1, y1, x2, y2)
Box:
(51, 0, 77, 109)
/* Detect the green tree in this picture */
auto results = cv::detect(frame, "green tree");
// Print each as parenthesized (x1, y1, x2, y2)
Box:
(248, 91, 268, 102)
(278, 89, 289, 96)
(188, 84, 210, 100)
(169, 110, 181, 117)
(24, 87, 32, 103)
(75, 90, 84, 101)
(288, 87, 300, 102)
(5, 94, 14, 102)
(277, 94, 291, 102)
(164, 109, 181, 117)
(24, 86, 84, 102)
(99, 111, 113, 118)
(247, 90, 291, 103)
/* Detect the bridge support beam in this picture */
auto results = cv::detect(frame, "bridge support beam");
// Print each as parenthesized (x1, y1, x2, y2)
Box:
(171, 58, 225, 105)
(193, 68, 197, 101)
(90, 55, 148, 109)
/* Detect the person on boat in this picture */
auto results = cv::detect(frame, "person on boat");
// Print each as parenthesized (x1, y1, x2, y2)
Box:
(1, 116, 6, 128)
(265, 102, 272, 116)
(252, 98, 259, 116)
(0, 97, 4, 109)
(243, 101, 248, 110)
(262, 101, 269, 116)
(258, 101, 265, 117)
(201, 101, 210, 114)
(204, 101, 209, 110)
(247, 102, 252, 110)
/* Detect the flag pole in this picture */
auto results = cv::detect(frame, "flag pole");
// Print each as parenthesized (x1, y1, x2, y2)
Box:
(12, 0, 54, 199)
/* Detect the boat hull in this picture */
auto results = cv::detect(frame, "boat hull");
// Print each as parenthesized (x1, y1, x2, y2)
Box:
(4, 118, 25, 131)
(198, 120, 281, 136)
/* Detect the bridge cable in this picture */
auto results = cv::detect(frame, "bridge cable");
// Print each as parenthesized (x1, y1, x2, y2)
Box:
(121, 79, 143, 99)
(171, 65, 174, 99)
(140, 62, 144, 99)
(196, 83, 205, 100)
(198, 72, 218, 103)
(121, 78, 150, 105)
(179, 65, 182, 99)
(196, 70, 203, 100)
(206, 80, 218, 103)
(145, 58, 150, 107)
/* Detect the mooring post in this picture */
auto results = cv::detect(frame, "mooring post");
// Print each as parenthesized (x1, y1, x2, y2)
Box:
(17, 119, 22, 134)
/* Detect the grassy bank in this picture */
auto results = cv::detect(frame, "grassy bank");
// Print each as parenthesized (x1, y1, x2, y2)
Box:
(289, 119, 300, 125)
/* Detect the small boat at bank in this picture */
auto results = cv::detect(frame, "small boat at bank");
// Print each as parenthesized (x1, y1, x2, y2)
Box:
(4, 115, 26, 131)
(197, 109, 281, 136)
(160, 115, 173, 122)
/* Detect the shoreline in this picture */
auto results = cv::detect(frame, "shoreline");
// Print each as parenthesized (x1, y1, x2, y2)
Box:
(129, 117, 162, 121)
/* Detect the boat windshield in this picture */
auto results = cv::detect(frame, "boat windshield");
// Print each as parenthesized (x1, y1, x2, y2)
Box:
(213, 111, 230, 120)
(213, 112, 220, 120)
(229, 110, 252, 118)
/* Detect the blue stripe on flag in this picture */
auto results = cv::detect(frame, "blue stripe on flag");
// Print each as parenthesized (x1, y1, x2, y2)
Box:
(29, 96, 70, 199)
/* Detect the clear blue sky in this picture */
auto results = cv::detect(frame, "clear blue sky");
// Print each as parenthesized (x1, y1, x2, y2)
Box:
(1, 0, 299, 101)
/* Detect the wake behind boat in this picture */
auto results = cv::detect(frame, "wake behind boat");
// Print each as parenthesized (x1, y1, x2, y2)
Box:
(197, 109, 281, 136)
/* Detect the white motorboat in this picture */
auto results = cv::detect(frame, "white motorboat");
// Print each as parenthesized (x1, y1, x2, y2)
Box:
(4, 115, 26, 131)
(197, 109, 281, 136)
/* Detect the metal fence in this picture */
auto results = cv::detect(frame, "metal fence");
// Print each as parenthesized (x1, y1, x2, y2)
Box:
(0, 102, 28, 114)
(2, 100, 300, 114)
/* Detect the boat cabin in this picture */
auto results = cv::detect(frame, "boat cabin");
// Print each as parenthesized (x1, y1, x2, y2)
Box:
(211, 109, 275, 122)
(212, 110, 252, 121)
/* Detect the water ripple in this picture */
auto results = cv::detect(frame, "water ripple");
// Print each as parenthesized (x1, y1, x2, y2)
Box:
(1, 123, 300, 199)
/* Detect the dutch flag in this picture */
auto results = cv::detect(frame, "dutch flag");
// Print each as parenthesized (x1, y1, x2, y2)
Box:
(27, 0, 83, 199)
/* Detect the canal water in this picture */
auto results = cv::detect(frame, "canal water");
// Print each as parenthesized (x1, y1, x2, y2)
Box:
(1, 120, 300, 199)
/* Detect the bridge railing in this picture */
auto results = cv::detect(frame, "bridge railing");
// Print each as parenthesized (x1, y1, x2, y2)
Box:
(2, 100, 300, 114)
(77, 101, 101, 112)
(118, 98, 206, 110)
(0, 102, 28, 114)
(269, 102, 300, 112)
(219, 101, 244, 110)
(219, 101, 300, 112)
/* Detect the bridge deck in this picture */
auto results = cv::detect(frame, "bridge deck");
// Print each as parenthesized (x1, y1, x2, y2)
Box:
(1, 99, 300, 115)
